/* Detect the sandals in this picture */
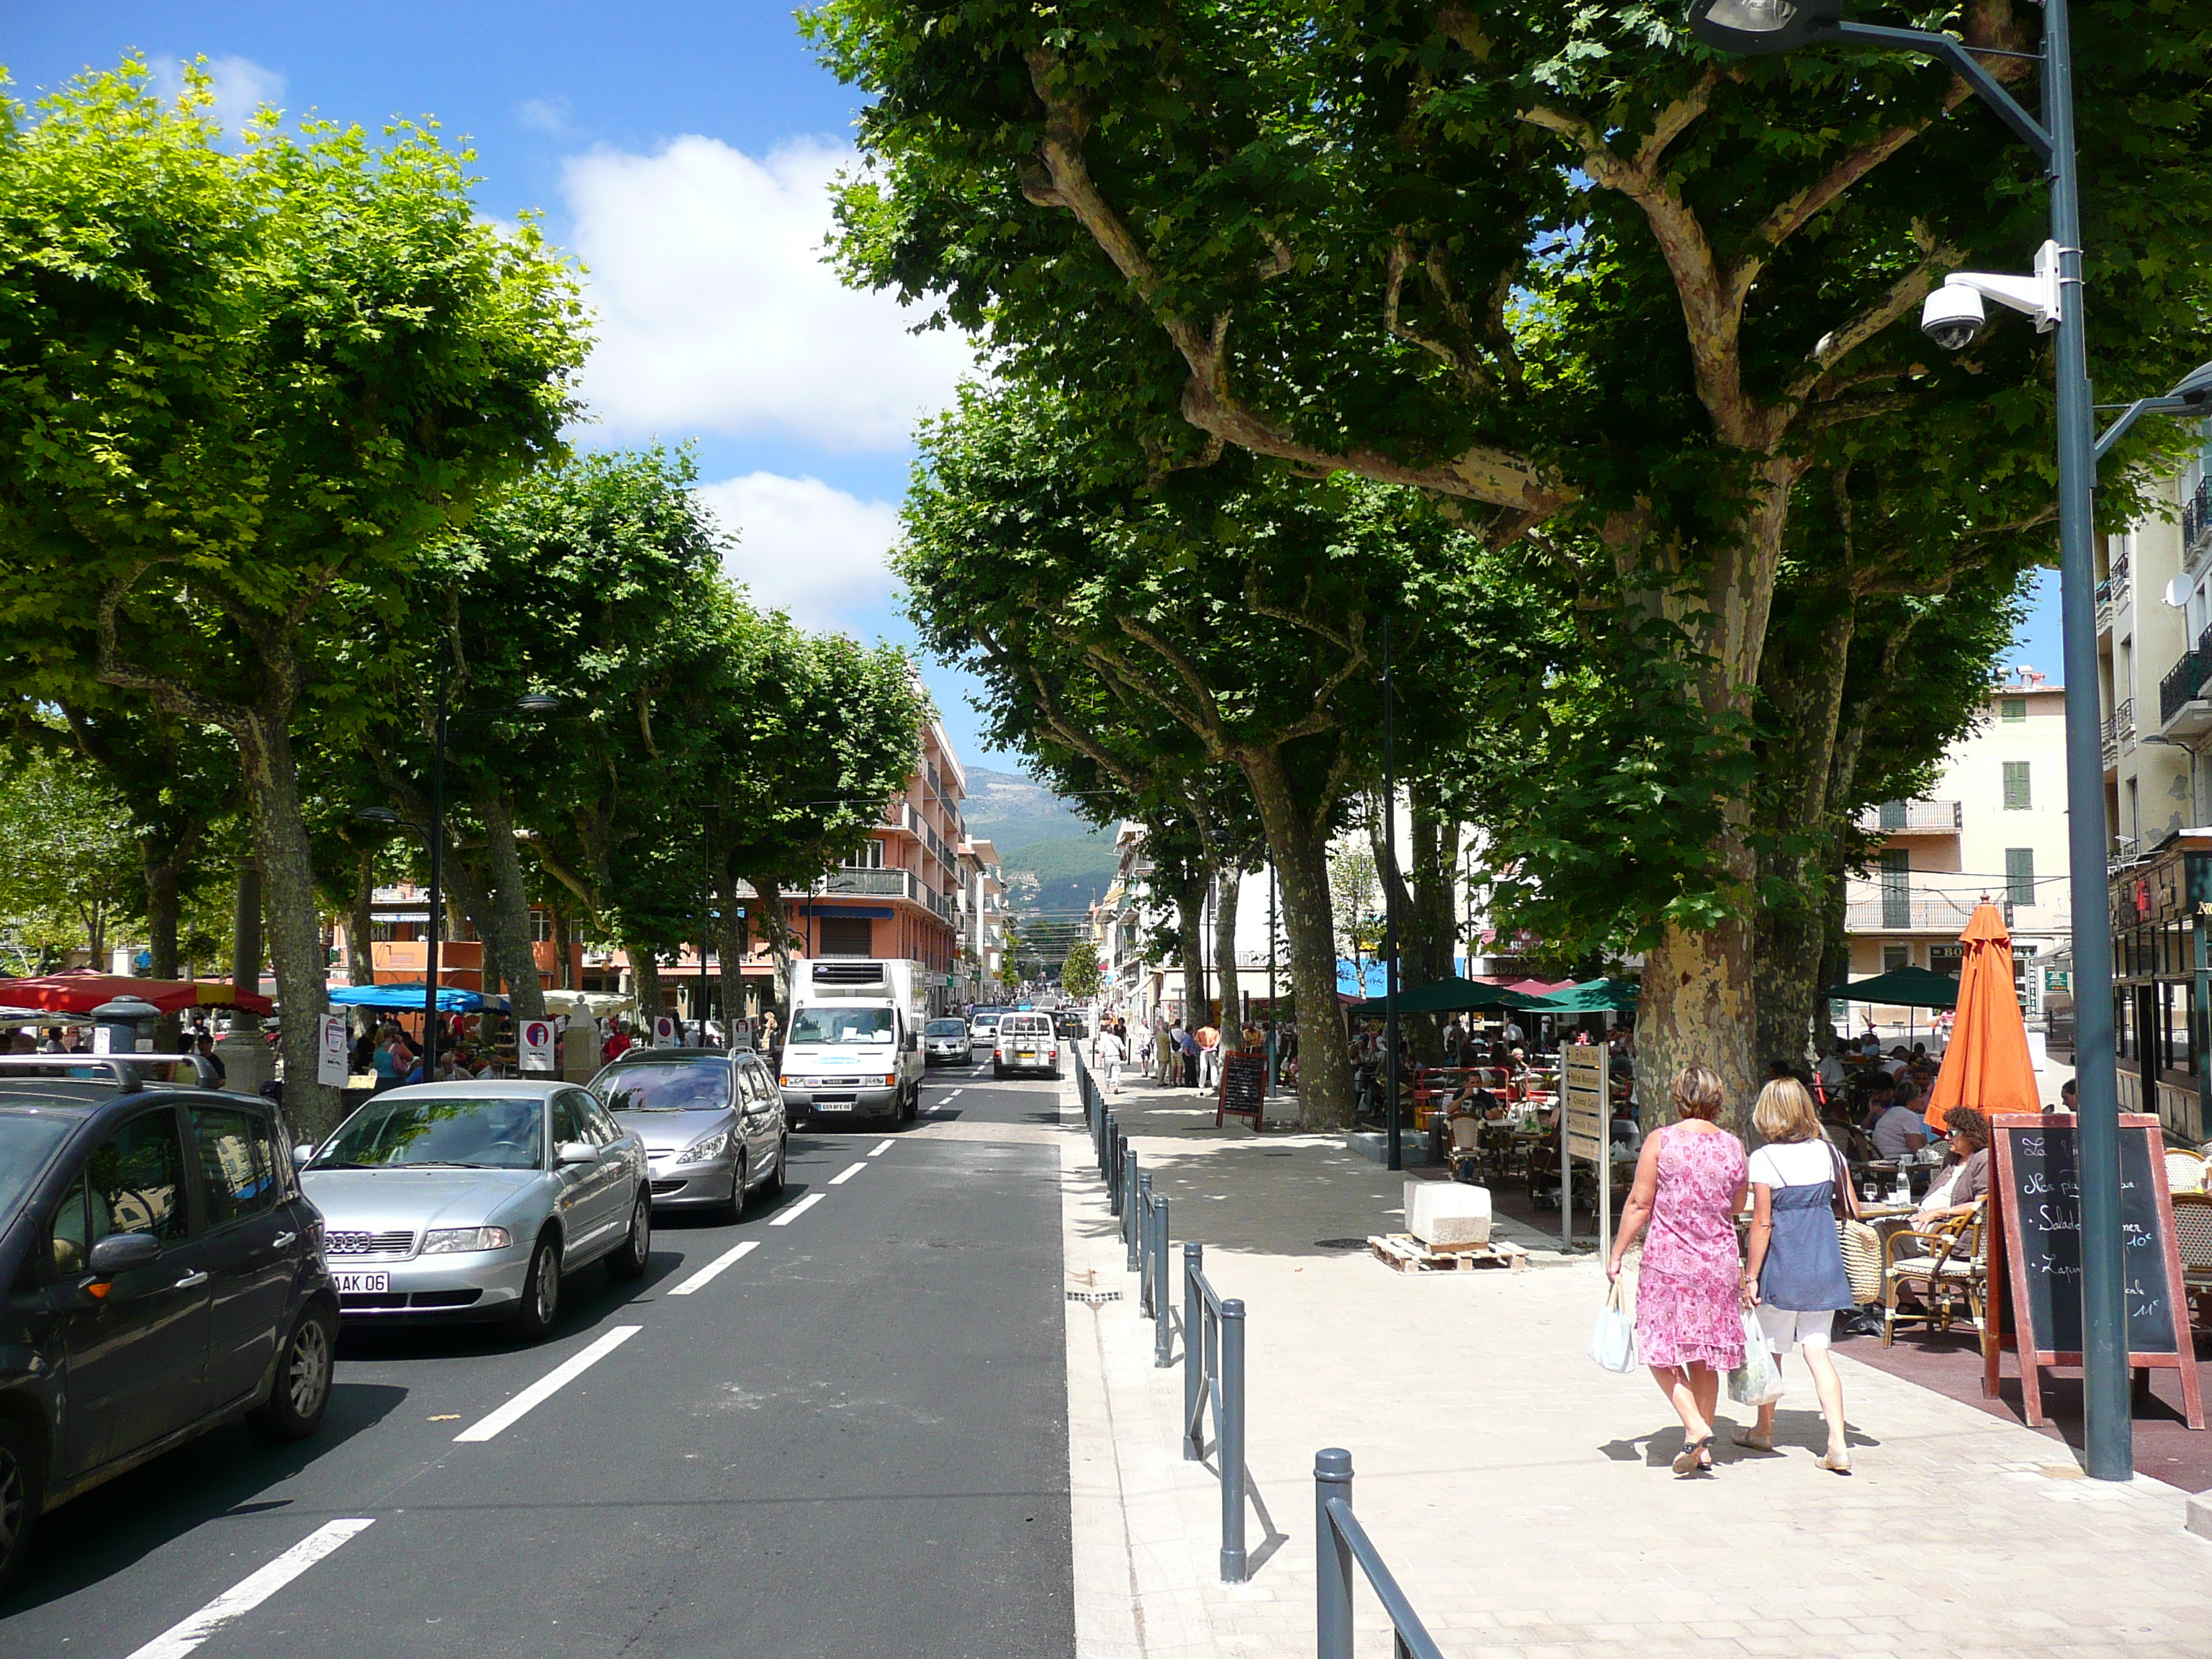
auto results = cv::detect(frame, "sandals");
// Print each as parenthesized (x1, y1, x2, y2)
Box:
(1671, 1434, 1715, 1476)
(1731, 1428, 1773, 1452)
(1820, 1448, 1854, 1475)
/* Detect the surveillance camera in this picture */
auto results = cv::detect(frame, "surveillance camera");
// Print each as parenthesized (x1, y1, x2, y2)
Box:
(1920, 285, 1986, 351)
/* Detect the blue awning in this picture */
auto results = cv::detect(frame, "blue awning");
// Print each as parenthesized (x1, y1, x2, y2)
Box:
(328, 983, 508, 1014)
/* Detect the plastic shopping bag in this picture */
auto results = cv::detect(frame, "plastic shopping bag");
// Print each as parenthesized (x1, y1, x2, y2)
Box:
(1725, 1310, 1784, 1405)
(1590, 1274, 1637, 1374)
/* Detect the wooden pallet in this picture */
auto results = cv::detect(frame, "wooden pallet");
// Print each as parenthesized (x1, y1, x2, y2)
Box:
(1368, 1232, 1529, 1273)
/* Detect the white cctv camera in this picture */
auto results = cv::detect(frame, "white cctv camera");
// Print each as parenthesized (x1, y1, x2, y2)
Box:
(1920, 286, 1987, 351)
(1919, 240, 2064, 353)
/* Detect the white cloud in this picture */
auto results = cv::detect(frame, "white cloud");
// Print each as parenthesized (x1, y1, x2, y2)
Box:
(697, 472, 903, 634)
(153, 55, 287, 137)
(516, 96, 573, 135)
(564, 137, 972, 451)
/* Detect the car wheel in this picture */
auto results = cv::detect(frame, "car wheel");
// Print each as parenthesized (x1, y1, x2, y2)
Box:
(609, 1191, 652, 1280)
(900, 1084, 917, 1123)
(763, 1137, 788, 1197)
(512, 1234, 562, 1339)
(0, 1419, 43, 1600)
(251, 1304, 336, 1442)
(721, 1152, 749, 1223)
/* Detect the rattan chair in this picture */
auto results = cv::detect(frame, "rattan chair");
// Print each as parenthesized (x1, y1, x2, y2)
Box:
(2172, 1192, 2212, 1327)
(1881, 1200, 1986, 1346)
(2166, 1148, 2208, 1195)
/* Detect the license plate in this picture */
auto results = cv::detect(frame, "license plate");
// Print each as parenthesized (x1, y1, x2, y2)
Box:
(336, 1271, 389, 1293)
(816, 1100, 855, 1112)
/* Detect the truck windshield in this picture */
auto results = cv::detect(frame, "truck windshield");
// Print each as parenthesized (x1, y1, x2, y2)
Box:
(790, 1007, 895, 1045)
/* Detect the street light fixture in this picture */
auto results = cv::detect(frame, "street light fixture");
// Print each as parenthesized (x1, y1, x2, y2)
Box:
(1689, 0, 2208, 1482)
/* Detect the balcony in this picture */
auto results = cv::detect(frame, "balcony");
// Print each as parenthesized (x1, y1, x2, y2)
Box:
(2185, 476, 2212, 565)
(881, 800, 922, 839)
(1858, 799, 1962, 837)
(2102, 697, 2134, 770)
(806, 868, 920, 902)
(1845, 890, 1982, 935)
(2160, 629, 2212, 735)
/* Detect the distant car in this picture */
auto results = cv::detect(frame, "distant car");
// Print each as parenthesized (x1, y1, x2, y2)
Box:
(589, 1048, 788, 1218)
(993, 1012, 1061, 1080)
(0, 1058, 337, 1596)
(923, 1019, 973, 1066)
(300, 1081, 649, 1339)
(968, 1012, 1003, 1043)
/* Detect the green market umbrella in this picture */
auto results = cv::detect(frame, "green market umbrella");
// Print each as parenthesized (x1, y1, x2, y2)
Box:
(1822, 966, 1959, 1009)
(1525, 978, 1640, 1013)
(1347, 976, 1544, 1017)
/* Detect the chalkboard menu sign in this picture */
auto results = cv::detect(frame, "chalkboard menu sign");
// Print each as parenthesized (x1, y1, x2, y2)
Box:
(1985, 1113, 2203, 1429)
(1215, 1051, 1267, 1130)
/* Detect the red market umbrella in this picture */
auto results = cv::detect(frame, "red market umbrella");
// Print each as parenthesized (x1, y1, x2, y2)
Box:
(1925, 902, 2039, 1133)
(0, 972, 274, 1018)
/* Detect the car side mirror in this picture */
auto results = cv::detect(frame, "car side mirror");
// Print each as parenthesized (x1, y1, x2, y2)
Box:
(87, 1232, 162, 1275)
(293, 1143, 315, 1166)
(556, 1141, 596, 1166)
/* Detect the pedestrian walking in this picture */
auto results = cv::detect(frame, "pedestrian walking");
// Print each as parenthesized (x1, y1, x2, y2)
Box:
(1179, 1022, 1201, 1089)
(1095, 1023, 1125, 1094)
(1197, 1021, 1221, 1089)
(1605, 1064, 1747, 1477)
(1739, 1077, 1857, 1473)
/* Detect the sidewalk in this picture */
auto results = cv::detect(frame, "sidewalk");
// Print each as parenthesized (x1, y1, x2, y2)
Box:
(1061, 1070, 2212, 1659)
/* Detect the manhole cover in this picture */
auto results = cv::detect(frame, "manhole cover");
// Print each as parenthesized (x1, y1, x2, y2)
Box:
(1313, 1238, 1370, 1251)
(1066, 1290, 1123, 1305)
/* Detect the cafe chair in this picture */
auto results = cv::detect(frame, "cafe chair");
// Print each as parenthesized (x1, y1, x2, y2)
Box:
(2164, 1147, 2208, 1196)
(1447, 1115, 1485, 1184)
(1880, 1201, 1986, 1348)
(2172, 1192, 2212, 1328)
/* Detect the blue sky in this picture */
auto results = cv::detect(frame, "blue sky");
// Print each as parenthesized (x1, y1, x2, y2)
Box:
(7, 1, 1022, 766)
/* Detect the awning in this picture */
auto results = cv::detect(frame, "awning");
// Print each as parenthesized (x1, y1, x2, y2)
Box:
(1346, 976, 1545, 1017)
(1524, 978, 1640, 1013)
(328, 983, 508, 1014)
(0, 972, 274, 1017)
(1823, 966, 1960, 1009)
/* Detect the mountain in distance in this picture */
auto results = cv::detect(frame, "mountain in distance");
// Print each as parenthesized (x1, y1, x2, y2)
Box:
(958, 767, 1123, 921)
(960, 765, 1106, 847)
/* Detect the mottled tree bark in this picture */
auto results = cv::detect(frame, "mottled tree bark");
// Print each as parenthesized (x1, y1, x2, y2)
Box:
(468, 781, 547, 1022)
(1246, 749, 1356, 1128)
(629, 944, 665, 1031)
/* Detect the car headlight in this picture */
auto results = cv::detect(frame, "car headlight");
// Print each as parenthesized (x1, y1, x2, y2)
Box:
(422, 1226, 512, 1254)
(676, 1130, 729, 1165)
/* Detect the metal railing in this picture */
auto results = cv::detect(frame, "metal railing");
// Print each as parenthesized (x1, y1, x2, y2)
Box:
(1184, 1241, 1249, 1581)
(2109, 549, 2132, 611)
(1315, 1449, 1444, 1659)
(2185, 475, 2212, 562)
(881, 799, 922, 837)
(2116, 696, 2136, 749)
(1861, 799, 1962, 833)
(2161, 638, 2212, 726)
(808, 868, 918, 901)
(1843, 891, 1983, 933)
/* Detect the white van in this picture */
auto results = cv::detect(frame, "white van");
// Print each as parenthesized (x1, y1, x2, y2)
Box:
(993, 1011, 1061, 1080)
(778, 958, 928, 1124)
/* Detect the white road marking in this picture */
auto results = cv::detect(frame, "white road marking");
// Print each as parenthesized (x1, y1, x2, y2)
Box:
(667, 1239, 759, 1296)
(868, 1138, 895, 1156)
(770, 1192, 825, 1226)
(454, 1325, 641, 1442)
(830, 1161, 867, 1185)
(127, 1519, 376, 1659)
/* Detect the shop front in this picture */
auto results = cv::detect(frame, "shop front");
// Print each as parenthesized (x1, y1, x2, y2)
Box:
(2110, 830, 2212, 1143)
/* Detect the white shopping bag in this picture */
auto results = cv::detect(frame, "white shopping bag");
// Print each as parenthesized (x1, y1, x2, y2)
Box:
(1590, 1275, 1638, 1374)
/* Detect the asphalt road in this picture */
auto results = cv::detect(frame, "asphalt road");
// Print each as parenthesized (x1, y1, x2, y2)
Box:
(0, 1062, 1076, 1659)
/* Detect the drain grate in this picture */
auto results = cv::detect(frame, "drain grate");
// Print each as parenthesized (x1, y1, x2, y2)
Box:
(1313, 1237, 1371, 1251)
(1066, 1290, 1123, 1305)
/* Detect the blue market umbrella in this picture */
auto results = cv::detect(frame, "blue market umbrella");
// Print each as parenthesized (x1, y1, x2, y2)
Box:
(328, 982, 505, 1015)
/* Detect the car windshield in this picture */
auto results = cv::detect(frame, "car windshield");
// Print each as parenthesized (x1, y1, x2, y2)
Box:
(0, 1112, 73, 1215)
(926, 1020, 966, 1036)
(789, 1007, 894, 1045)
(308, 1095, 544, 1171)
(596, 1064, 732, 1113)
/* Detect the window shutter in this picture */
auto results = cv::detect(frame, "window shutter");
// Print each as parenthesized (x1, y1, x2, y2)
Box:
(2002, 762, 2032, 809)
(2006, 848, 2035, 906)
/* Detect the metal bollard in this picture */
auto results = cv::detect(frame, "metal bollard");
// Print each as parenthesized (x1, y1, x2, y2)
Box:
(1107, 1119, 1122, 1208)
(1314, 1448, 1353, 1655)
(1182, 1242, 1204, 1456)
(1125, 1151, 1143, 1271)
(1221, 1299, 1248, 1582)
(1136, 1174, 1155, 1305)
(1153, 1197, 1174, 1368)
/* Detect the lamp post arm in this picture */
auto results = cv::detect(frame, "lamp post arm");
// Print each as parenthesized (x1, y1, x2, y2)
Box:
(2094, 396, 2211, 466)
(1822, 22, 2054, 160)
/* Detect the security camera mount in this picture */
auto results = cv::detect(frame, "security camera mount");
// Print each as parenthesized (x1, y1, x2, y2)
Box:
(1943, 239, 2066, 334)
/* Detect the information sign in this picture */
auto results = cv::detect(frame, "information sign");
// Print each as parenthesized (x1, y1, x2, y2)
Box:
(519, 1018, 557, 1074)
(316, 1013, 350, 1087)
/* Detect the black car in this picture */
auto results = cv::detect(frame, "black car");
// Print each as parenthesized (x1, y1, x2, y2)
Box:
(0, 1058, 338, 1594)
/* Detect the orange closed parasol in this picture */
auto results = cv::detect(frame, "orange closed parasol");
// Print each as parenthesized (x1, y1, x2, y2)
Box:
(1925, 900, 2041, 1133)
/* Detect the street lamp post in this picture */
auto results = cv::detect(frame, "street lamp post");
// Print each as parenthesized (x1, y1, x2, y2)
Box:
(361, 679, 558, 1082)
(1382, 613, 1403, 1173)
(1689, 0, 2208, 1480)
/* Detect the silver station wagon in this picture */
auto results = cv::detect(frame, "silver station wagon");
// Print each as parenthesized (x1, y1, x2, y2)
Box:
(298, 1080, 649, 1339)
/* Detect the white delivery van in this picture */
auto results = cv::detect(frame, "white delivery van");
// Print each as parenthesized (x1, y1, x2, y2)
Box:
(993, 1010, 1061, 1080)
(778, 958, 929, 1124)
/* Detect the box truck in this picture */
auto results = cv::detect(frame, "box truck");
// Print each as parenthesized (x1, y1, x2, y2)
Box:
(777, 958, 928, 1124)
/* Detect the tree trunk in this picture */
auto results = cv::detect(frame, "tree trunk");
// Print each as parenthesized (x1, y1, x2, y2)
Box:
(551, 907, 575, 990)
(1244, 748, 1356, 1128)
(237, 718, 338, 1138)
(750, 877, 793, 1015)
(143, 853, 184, 1052)
(1636, 905, 1758, 1135)
(1213, 868, 1241, 1028)
(1402, 787, 1459, 1064)
(718, 873, 751, 1030)
(438, 852, 506, 1003)
(469, 782, 547, 1022)
(629, 943, 665, 1030)
(349, 849, 377, 992)
(1174, 871, 1207, 1028)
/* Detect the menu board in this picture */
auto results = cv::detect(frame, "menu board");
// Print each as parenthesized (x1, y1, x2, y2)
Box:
(1985, 1113, 2202, 1429)
(1215, 1051, 1267, 1130)
(1560, 1048, 1607, 1161)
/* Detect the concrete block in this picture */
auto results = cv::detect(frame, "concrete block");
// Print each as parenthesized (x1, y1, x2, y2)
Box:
(2185, 1489, 2212, 1543)
(1406, 1178, 1492, 1246)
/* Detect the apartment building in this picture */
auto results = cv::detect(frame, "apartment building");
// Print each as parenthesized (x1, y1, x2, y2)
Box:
(1842, 677, 2073, 1019)
(957, 835, 1010, 1001)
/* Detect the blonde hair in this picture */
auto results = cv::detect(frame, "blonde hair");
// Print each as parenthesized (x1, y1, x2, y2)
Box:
(1671, 1064, 1726, 1122)
(1752, 1077, 1822, 1144)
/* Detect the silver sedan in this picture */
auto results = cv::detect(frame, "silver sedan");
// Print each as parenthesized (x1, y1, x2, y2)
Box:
(298, 1080, 650, 1340)
(589, 1048, 788, 1216)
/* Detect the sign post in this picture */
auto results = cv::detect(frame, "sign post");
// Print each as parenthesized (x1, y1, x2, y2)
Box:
(315, 1013, 350, 1089)
(1560, 1047, 1607, 1253)
(519, 1018, 557, 1074)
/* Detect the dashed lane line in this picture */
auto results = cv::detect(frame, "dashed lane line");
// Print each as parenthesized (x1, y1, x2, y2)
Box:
(125, 1520, 376, 1659)
(769, 1192, 825, 1226)
(829, 1161, 867, 1186)
(868, 1138, 894, 1156)
(667, 1239, 759, 1296)
(454, 1325, 641, 1443)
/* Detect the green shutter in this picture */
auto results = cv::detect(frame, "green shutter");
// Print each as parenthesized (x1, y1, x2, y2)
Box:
(2002, 762, 2032, 809)
(2000, 697, 2027, 722)
(2006, 848, 2035, 906)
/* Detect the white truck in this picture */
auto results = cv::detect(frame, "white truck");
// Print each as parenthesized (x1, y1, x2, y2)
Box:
(777, 958, 929, 1125)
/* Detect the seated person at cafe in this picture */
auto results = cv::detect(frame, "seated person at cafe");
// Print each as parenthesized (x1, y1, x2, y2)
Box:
(1912, 1107, 1992, 1228)
(1871, 1082, 1930, 1159)
(1608, 1100, 1641, 1153)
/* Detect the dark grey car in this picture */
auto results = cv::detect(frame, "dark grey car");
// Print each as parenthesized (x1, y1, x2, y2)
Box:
(590, 1048, 788, 1218)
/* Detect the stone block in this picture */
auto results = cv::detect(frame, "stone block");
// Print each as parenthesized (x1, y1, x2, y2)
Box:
(1406, 1178, 1491, 1246)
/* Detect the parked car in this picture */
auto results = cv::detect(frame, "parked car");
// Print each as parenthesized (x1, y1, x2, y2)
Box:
(588, 1048, 788, 1218)
(0, 1057, 337, 1596)
(923, 1018, 972, 1066)
(298, 1081, 649, 1339)
(993, 1012, 1061, 1080)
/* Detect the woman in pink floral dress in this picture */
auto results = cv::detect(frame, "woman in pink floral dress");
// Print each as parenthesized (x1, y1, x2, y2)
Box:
(1606, 1065, 1748, 1475)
